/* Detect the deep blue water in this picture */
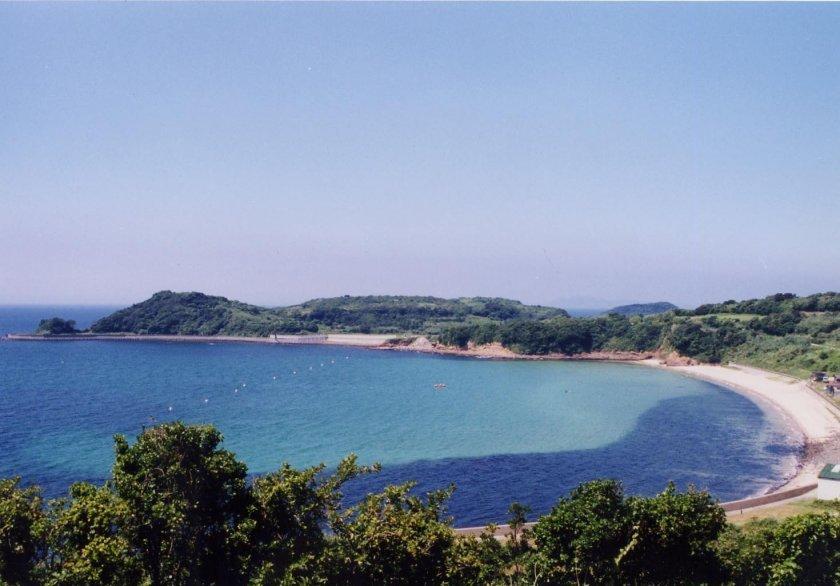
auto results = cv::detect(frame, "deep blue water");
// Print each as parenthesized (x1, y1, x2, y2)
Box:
(0, 306, 802, 526)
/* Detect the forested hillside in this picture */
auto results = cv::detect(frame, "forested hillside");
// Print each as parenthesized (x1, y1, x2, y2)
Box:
(89, 291, 316, 336)
(439, 292, 840, 376)
(603, 301, 677, 316)
(88, 291, 567, 336)
(50, 291, 840, 377)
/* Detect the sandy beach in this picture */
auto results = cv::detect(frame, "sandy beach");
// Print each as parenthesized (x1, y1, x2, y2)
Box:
(638, 360, 840, 491)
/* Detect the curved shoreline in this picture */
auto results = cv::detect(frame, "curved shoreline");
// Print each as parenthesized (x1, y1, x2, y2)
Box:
(7, 332, 837, 499)
(635, 360, 840, 494)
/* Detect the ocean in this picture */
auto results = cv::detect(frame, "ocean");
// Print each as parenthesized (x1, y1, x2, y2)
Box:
(0, 306, 801, 526)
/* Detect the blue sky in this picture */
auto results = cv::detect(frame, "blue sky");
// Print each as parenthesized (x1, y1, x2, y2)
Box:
(1, 3, 838, 308)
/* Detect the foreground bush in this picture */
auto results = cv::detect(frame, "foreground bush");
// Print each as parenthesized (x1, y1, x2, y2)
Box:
(2, 422, 840, 585)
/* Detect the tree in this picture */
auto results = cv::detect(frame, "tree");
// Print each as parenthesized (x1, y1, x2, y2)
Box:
(716, 514, 840, 585)
(715, 519, 776, 585)
(43, 482, 141, 586)
(438, 325, 476, 349)
(111, 422, 250, 585)
(36, 318, 78, 335)
(668, 322, 724, 363)
(532, 479, 630, 584)
(324, 483, 455, 585)
(765, 514, 840, 585)
(506, 502, 532, 580)
(0, 478, 44, 586)
(245, 455, 378, 584)
(445, 527, 507, 585)
(507, 502, 531, 551)
(617, 483, 727, 583)
(499, 319, 593, 355)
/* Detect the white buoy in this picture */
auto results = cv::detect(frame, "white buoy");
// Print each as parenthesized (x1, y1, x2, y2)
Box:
(168, 406, 173, 412)
(204, 398, 209, 403)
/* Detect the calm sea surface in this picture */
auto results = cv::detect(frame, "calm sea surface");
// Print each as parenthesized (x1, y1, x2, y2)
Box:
(0, 306, 801, 525)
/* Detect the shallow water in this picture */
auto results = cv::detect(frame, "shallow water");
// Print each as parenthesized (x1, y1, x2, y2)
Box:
(0, 306, 801, 525)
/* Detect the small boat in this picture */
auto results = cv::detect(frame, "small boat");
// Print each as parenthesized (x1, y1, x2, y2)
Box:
(433, 383, 447, 390)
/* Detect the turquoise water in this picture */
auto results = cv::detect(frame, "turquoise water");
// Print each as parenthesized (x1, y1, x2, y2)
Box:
(0, 307, 802, 525)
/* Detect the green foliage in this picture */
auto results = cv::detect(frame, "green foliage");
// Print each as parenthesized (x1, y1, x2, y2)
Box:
(324, 483, 455, 585)
(715, 520, 777, 585)
(416, 291, 839, 379)
(90, 291, 314, 336)
(0, 478, 44, 586)
(88, 291, 567, 337)
(437, 324, 475, 349)
(35, 318, 78, 335)
(749, 311, 803, 336)
(693, 292, 840, 316)
(667, 322, 727, 363)
(716, 514, 840, 585)
(286, 295, 565, 335)
(533, 480, 727, 584)
(532, 479, 630, 583)
(728, 335, 840, 379)
(43, 483, 140, 586)
(112, 422, 250, 585)
(506, 502, 531, 551)
(602, 301, 677, 316)
(77, 290, 840, 376)
(499, 318, 593, 355)
(438, 323, 502, 348)
(3, 421, 840, 584)
(245, 456, 378, 583)
(618, 483, 727, 583)
(764, 513, 840, 585)
(445, 528, 507, 585)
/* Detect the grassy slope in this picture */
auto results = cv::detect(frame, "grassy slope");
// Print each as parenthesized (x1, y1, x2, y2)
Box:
(728, 499, 840, 527)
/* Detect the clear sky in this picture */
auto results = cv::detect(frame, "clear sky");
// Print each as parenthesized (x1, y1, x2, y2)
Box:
(1, 3, 838, 308)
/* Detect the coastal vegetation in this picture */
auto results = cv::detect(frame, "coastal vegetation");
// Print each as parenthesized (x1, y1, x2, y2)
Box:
(87, 291, 566, 336)
(34, 291, 840, 377)
(438, 292, 840, 377)
(601, 301, 677, 316)
(35, 318, 79, 335)
(1, 422, 838, 585)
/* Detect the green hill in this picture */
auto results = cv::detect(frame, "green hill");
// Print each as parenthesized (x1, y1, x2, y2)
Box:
(603, 301, 677, 316)
(54, 290, 840, 377)
(89, 291, 313, 336)
(88, 291, 567, 336)
(439, 292, 840, 376)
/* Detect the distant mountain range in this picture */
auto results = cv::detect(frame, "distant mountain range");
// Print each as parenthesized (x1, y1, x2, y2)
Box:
(602, 302, 678, 316)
